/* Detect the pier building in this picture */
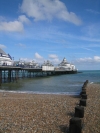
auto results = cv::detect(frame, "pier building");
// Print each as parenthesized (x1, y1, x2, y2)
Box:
(42, 60, 54, 71)
(57, 57, 76, 71)
(14, 60, 40, 68)
(0, 48, 13, 66)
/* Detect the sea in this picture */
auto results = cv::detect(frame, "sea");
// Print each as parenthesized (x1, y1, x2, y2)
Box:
(0, 70, 100, 95)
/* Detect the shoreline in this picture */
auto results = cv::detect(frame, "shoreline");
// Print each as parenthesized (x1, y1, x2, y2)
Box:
(0, 90, 80, 96)
(0, 83, 100, 133)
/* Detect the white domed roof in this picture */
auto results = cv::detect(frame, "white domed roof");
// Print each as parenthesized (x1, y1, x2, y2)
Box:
(63, 57, 67, 63)
(0, 48, 7, 55)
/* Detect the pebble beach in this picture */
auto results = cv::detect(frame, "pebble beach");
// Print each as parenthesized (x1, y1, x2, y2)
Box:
(0, 83, 100, 133)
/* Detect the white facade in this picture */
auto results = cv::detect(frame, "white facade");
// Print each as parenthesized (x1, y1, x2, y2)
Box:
(28, 60, 39, 68)
(42, 60, 54, 71)
(58, 58, 76, 70)
(0, 49, 14, 66)
(70, 64, 76, 70)
(42, 66, 54, 71)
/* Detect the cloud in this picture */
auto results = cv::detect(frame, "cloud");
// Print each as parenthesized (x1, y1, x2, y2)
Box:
(16, 43, 26, 48)
(0, 44, 7, 49)
(0, 16, 6, 21)
(84, 23, 100, 37)
(76, 56, 100, 63)
(35, 52, 43, 59)
(21, 0, 82, 25)
(49, 54, 58, 59)
(62, 31, 100, 43)
(18, 15, 30, 24)
(48, 54, 60, 64)
(74, 56, 100, 70)
(81, 47, 96, 52)
(94, 56, 100, 62)
(51, 58, 60, 65)
(20, 58, 32, 62)
(34, 52, 45, 64)
(86, 9, 100, 14)
(77, 57, 92, 62)
(0, 15, 30, 33)
(0, 21, 24, 32)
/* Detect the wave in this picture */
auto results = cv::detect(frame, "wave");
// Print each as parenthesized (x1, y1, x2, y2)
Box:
(90, 82, 94, 84)
(0, 90, 79, 96)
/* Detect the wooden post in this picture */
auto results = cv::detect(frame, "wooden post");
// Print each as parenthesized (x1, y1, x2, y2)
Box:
(15, 70, 19, 82)
(0, 70, 2, 85)
(29, 71, 31, 78)
(21, 70, 23, 78)
(8, 70, 12, 82)
(81, 94, 87, 99)
(4, 70, 6, 83)
(12, 70, 14, 82)
(82, 88, 86, 91)
(80, 90, 86, 95)
(69, 117, 82, 133)
(80, 99, 86, 106)
(75, 106, 84, 118)
(86, 80, 89, 83)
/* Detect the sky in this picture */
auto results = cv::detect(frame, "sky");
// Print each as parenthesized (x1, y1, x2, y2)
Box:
(0, 0, 100, 70)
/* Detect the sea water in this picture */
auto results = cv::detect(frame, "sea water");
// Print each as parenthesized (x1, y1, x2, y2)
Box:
(0, 70, 100, 95)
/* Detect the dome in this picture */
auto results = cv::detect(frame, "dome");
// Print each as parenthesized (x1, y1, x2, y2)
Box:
(63, 57, 67, 63)
(0, 48, 7, 55)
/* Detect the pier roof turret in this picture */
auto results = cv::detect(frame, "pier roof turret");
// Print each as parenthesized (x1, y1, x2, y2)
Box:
(58, 57, 70, 66)
(62, 57, 67, 63)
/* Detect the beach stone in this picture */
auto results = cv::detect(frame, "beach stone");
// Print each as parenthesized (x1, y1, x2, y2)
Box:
(81, 94, 87, 99)
(80, 99, 86, 106)
(75, 106, 84, 118)
(69, 117, 82, 133)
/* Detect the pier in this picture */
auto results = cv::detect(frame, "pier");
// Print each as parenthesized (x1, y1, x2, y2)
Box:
(0, 66, 77, 85)
(0, 49, 78, 85)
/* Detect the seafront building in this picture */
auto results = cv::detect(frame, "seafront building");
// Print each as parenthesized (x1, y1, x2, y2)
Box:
(57, 57, 76, 71)
(42, 60, 54, 71)
(0, 48, 13, 66)
(41, 58, 76, 71)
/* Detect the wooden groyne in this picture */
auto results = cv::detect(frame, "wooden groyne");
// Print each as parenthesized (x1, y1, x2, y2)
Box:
(68, 80, 88, 133)
(0, 66, 77, 84)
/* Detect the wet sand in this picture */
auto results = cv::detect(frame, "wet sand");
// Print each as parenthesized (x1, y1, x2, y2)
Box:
(0, 83, 100, 133)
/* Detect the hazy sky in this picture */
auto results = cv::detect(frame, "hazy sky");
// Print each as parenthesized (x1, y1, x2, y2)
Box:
(0, 0, 100, 70)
